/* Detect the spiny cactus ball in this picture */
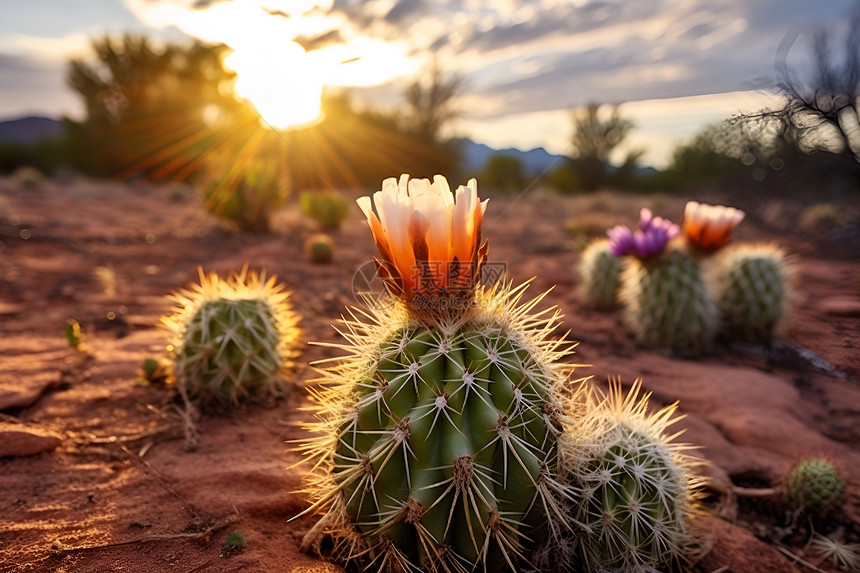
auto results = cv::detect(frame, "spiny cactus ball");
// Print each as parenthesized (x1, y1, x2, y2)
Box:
(162, 267, 299, 408)
(784, 458, 846, 517)
(619, 244, 719, 355)
(301, 282, 578, 572)
(709, 244, 790, 343)
(305, 233, 334, 264)
(579, 239, 622, 310)
(561, 381, 701, 573)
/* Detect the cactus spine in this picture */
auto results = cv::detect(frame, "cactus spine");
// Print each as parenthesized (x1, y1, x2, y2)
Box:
(162, 268, 299, 408)
(784, 458, 846, 517)
(561, 381, 701, 572)
(708, 244, 790, 343)
(300, 175, 578, 572)
(579, 239, 622, 310)
(619, 244, 719, 355)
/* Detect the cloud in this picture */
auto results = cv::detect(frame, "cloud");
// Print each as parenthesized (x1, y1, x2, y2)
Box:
(0, 52, 80, 118)
(293, 29, 345, 52)
(122, 0, 858, 122)
(0, 33, 92, 62)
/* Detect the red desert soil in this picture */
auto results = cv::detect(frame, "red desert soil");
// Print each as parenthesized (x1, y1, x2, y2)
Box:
(0, 177, 858, 572)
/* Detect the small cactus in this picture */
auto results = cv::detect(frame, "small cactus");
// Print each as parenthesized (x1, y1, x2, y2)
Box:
(579, 238, 621, 310)
(162, 267, 299, 408)
(784, 458, 846, 517)
(619, 244, 719, 355)
(299, 190, 350, 231)
(65, 318, 82, 349)
(138, 357, 172, 384)
(305, 233, 334, 264)
(708, 244, 791, 343)
(560, 381, 702, 573)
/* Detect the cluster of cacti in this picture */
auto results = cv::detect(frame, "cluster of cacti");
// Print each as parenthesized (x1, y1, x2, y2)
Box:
(609, 208, 719, 355)
(161, 267, 299, 408)
(578, 239, 622, 310)
(299, 190, 350, 231)
(604, 201, 794, 351)
(708, 244, 790, 343)
(300, 175, 579, 571)
(560, 381, 700, 573)
(300, 175, 704, 573)
(305, 233, 334, 264)
(783, 458, 846, 517)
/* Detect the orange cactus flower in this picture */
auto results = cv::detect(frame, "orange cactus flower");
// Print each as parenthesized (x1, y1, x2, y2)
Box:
(357, 174, 488, 315)
(683, 201, 745, 251)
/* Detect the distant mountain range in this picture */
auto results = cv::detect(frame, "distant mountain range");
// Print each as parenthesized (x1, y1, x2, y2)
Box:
(454, 138, 568, 175)
(0, 116, 63, 144)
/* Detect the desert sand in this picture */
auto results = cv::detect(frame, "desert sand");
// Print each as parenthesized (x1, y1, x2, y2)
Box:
(0, 177, 858, 572)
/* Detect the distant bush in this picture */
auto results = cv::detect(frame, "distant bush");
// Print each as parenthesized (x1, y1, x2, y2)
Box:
(479, 154, 524, 193)
(13, 166, 46, 187)
(299, 190, 350, 231)
(547, 162, 580, 194)
(203, 164, 286, 233)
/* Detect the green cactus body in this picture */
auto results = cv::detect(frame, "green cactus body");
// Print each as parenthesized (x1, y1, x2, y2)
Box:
(620, 244, 718, 355)
(163, 269, 298, 407)
(579, 239, 622, 310)
(561, 382, 699, 572)
(709, 244, 789, 343)
(785, 458, 845, 516)
(300, 191, 350, 231)
(65, 318, 82, 349)
(302, 283, 576, 571)
(306, 233, 334, 264)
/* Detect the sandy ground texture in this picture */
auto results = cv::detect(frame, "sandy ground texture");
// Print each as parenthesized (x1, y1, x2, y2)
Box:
(0, 177, 858, 573)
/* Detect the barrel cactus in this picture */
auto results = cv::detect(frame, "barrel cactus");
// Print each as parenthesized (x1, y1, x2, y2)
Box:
(162, 267, 299, 408)
(579, 239, 622, 310)
(610, 209, 718, 355)
(300, 175, 578, 572)
(708, 244, 791, 343)
(560, 381, 701, 572)
(306, 233, 334, 264)
(784, 458, 846, 517)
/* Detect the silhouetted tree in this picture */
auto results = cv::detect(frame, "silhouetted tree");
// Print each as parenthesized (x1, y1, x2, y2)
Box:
(569, 103, 634, 190)
(766, 3, 860, 160)
(404, 62, 463, 144)
(66, 34, 242, 177)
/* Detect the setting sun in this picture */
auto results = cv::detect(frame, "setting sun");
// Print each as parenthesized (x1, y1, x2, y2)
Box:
(223, 40, 324, 130)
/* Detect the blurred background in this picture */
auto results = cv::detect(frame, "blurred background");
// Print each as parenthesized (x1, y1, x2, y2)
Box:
(0, 0, 859, 233)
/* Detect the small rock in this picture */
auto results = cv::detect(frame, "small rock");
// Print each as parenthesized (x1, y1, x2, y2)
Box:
(0, 423, 62, 457)
(0, 371, 59, 410)
(819, 296, 860, 317)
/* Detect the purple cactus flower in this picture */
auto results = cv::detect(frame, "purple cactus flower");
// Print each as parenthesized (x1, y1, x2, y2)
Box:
(608, 208, 679, 259)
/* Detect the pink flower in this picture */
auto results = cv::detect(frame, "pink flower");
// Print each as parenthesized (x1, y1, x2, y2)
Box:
(608, 208, 679, 259)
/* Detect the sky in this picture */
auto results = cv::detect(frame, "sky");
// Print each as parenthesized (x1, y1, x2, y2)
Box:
(0, 0, 855, 167)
